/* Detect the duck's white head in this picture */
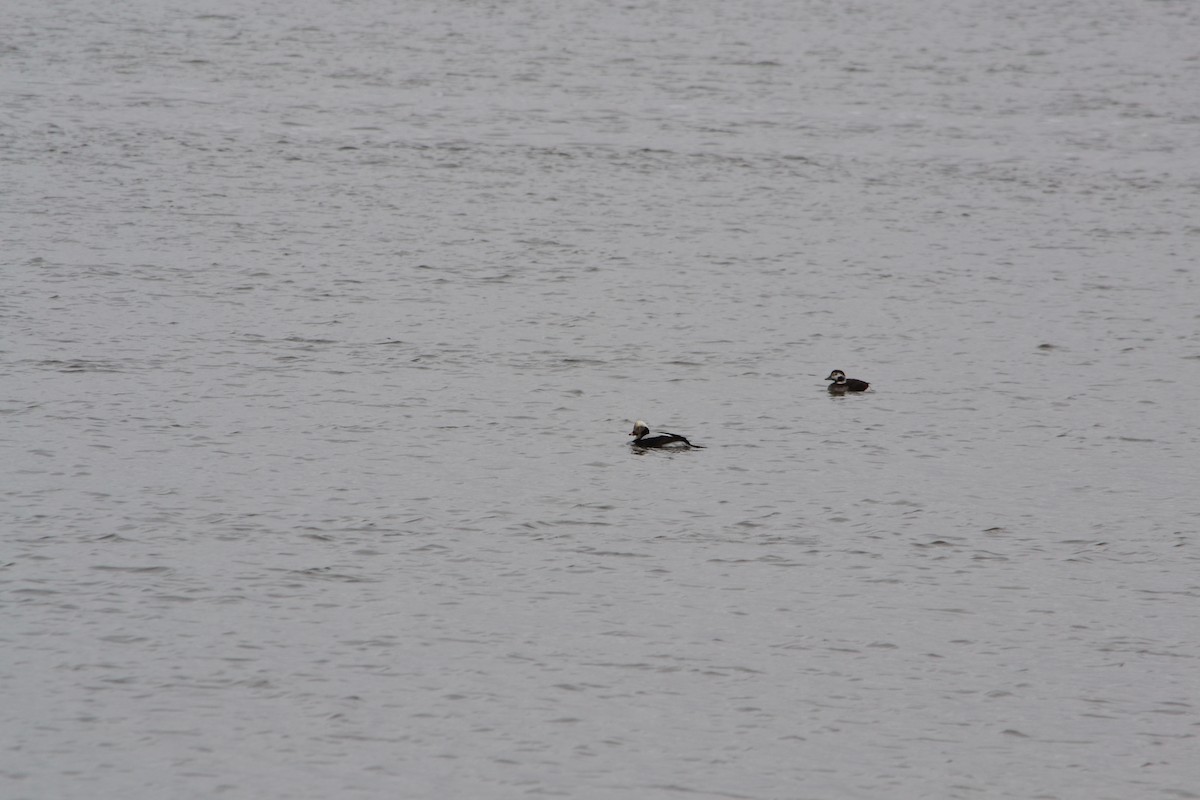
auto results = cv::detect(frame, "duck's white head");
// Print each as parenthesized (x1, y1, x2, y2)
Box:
(825, 369, 846, 382)
(630, 420, 650, 438)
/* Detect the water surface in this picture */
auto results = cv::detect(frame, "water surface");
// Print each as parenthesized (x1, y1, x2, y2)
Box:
(3, 0, 1199, 798)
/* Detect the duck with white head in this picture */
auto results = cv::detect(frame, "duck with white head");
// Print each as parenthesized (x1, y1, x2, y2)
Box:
(629, 420, 704, 449)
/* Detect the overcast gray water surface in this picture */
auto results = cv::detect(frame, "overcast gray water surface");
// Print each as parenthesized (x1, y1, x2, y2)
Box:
(3, 1, 1200, 798)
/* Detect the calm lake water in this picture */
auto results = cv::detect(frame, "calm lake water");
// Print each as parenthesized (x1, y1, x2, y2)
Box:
(3, 0, 1199, 798)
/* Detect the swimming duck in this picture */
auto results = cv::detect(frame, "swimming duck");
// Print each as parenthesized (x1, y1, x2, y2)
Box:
(629, 420, 704, 449)
(825, 369, 870, 392)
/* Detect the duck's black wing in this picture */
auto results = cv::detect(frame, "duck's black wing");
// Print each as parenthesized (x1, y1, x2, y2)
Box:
(632, 432, 704, 449)
(660, 432, 704, 448)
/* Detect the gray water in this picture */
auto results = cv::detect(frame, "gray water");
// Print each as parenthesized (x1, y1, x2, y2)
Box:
(3, 0, 1199, 798)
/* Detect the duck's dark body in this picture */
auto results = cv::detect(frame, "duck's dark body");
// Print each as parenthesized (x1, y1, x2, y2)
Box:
(634, 432, 697, 448)
(828, 377, 870, 393)
(825, 370, 870, 393)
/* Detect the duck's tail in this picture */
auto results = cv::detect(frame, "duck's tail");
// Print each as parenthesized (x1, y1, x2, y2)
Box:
(666, 433, 704, 449)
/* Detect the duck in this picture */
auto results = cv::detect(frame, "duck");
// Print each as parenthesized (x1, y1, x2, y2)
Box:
(825, 369, 870, 392)
(629, 420, 704, 449)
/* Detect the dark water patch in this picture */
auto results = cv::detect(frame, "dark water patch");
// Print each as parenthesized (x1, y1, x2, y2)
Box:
(12, 587, 61, 596)
(284, 336, 339, 345)
(280, 567, 377, 583)
(93, 533, 136, 542)
(34, 359, 128, 373)
(570, 548, 648, 558)
(91, 565, 171, 574)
